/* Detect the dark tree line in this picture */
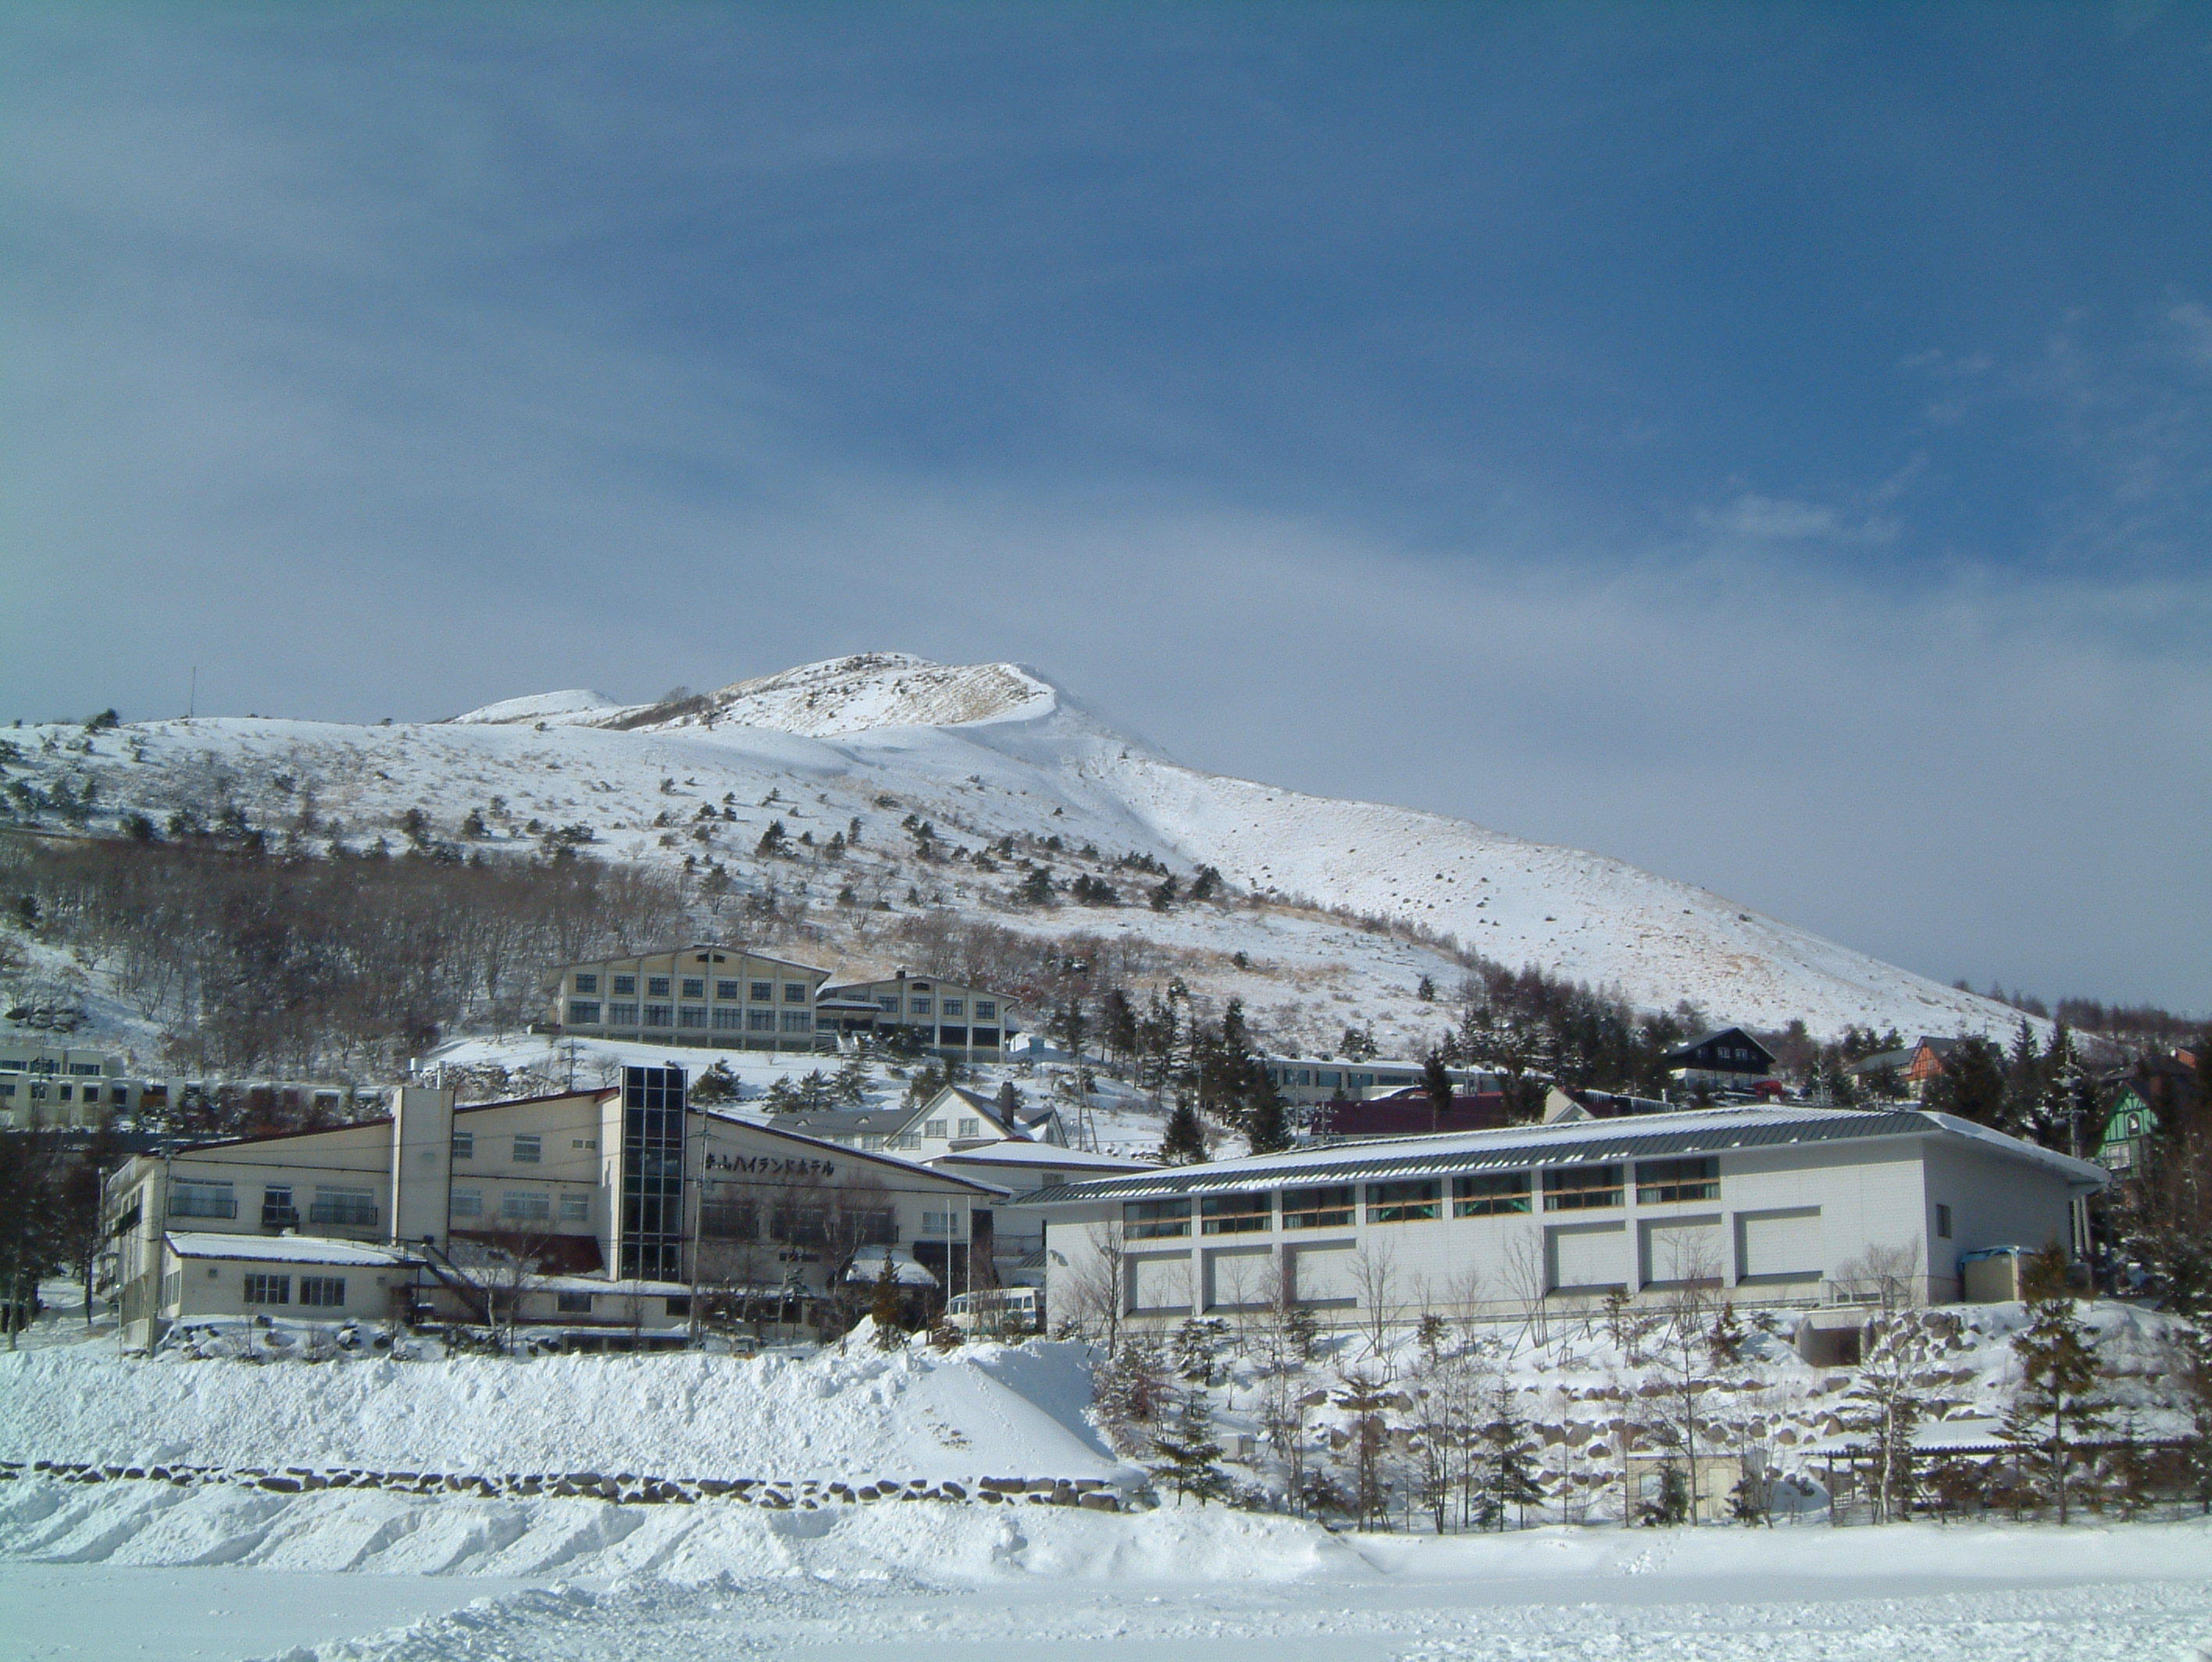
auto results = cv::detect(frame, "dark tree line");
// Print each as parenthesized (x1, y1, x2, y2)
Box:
(5, 834, 685, 1082)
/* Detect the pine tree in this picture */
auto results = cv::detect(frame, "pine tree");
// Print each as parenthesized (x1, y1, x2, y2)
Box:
(1840, 1311, 1934, 1522)
(869, 1253, 904, 1350)
(1151, 1382, 1229, 1503)
(1422, 1050, 1455, 1133)
(1705, 1300, 1747, 1369)
(1159, 1096, 1208, 1165)
(1475, 1382, 1544, 1530)
(1243, 1059, 1292, 1155)
(832, 1054, 871, 1106)
(2002, 1245, 2107, 1522)
(1173, 1315, 1227, 1384)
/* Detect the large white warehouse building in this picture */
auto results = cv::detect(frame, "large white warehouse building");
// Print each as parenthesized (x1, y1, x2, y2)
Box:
(1011, 1104, 2105, 1325)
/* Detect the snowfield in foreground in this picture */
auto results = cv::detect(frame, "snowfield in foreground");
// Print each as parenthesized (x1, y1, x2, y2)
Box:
(3, 1485, 2208, 1662)
(6, 1331, 2210, 1660)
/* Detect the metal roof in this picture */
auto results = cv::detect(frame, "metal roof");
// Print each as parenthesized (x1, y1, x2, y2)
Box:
(1011, 1107, 2103, 1207)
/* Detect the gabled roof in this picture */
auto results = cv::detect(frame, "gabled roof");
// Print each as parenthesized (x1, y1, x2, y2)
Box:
(1008, 1104, 2107, 1206)
(1662, 1027, 1777, 1065)
(927, 1140, 1151, 1172)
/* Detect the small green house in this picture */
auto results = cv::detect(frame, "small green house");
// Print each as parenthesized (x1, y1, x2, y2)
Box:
(2094, 1083, 2158, 1175)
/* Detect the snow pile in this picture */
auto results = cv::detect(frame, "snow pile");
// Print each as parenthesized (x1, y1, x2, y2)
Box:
(0, 1475, 1347, 1583)
(0, 1339, 1127, 1485)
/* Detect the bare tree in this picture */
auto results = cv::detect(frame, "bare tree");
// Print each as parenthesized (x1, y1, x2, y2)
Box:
(1061, 1221, 1128, 1350)
(1350, 1239, 1400, 1363)
(1500, 1225, 1550, 1350)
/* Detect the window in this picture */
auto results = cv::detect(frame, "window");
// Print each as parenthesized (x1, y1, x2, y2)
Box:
(512, 1135, 542, 1163)
(924, 1119, 947, 1138)
(877, 995, 900, 1012)
(942, 998, 965, 1018)
(712, 1007, 741, 1030)
(1040, 1173, 1063, 1189)
(715, 979, 740, 1001)
(958, 1117, 981, 1138)
(556, 1289, 593, 1314)
(502, 1190, 551, 1222)
(1367, 1179, 1441, 1223)
(890, 1133, 920, 1151)
(780, 1011, 811, 1034)
(560, 1192, 591, 1222)
(1543, 1164, 1624, 1211)
(679, 1005, 707, 1029)
(451, 1130, 474, 1159)
(939, 1026, 969, 1047)
(1282, 1185, 1355, 1229)
(752, 982, 773, 1002)
(921, 1210, 961, 1237)
(665, 1296, 691, 1318)
(242, 1273, 290, 1305)
(568, 1000, 601, 1025)
(573, 1138, 596, 1150)
(608, 1002, 639, 1025)
(647, 976, 672, 997)
(972, 1029, 1000, 1047)
(699, 1193, 757, 1240)
(644, 1003, 673, 1027)
(783, 983, 808, 1003)
(260, 1186, 298, 1229)
(910, 997, 933, 1016)
(169, 1181, 236, 1219)
(682, 977, 705, 998)
(1124, 1198, 1192, 1239)
(309, 1186, 377, 1227)
(1636, 1157, 1718, 1205)
(1936, 1204, 1953, 1239)
(612, 974, 637, 996)
(1201, 1192, 1272, 1234)
(300, 1276, 346, 1308)
(573, 973, 599, 994)
(450, 1187, 483, 1218)
(974, 1000, 996, 1022)
(1453, 1172, 1532, 1217)
(747, 1009, 775, 1032)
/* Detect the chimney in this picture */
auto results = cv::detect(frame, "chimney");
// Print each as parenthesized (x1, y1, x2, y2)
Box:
(391, 1084, 455, 1247)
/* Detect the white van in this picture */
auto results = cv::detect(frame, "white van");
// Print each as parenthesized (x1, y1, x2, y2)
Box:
(944, 1286, 1042, 1337)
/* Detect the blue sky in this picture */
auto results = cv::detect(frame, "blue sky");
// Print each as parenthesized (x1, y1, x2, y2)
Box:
(5, 4, 2209, 1011)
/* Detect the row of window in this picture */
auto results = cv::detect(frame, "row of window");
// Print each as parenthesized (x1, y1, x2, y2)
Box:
(574, 973, 809, 1003)
(870, 997, 997, 1021)
(569, 1000, 813, 1033)
(0, 1079, 132, 1103)
(451, 1187, 592, 1224)
(449, 1132, 596, 1162)
(241, 1273, 348, 1307)
(1123, 1160, 1720, 1239)
(170, 1180, 380, 1227)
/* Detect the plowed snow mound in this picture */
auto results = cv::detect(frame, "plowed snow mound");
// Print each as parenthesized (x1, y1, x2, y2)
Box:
(0, 1339, 1122, 1484)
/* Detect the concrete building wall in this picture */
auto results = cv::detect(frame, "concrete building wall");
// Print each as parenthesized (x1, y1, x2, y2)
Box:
(551, 946, 831, 1050)
(161, 1250, 405, 1325)
(1027, 1132, 2093, 1330)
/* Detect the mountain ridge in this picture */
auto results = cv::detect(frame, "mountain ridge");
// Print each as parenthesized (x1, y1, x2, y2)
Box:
(9, 652, 2031, 1046)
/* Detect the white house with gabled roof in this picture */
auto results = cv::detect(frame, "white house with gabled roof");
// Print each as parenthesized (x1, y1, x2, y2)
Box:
(1009, 1104, 2105, 1328)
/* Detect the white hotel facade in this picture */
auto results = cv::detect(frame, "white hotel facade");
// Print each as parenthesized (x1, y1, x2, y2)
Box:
(1011, 1104, 2105, 1324)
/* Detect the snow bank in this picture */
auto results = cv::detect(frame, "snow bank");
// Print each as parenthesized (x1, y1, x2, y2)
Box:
(0, 1339, 1127, 1485)
(0, 1477, 1354, 1584)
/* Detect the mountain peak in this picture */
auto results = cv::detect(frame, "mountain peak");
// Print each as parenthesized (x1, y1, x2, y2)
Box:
(615, 653, 1059, 740)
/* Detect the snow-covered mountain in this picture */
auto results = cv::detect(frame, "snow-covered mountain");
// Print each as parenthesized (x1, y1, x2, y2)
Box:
(10, 652, 2029, 1043)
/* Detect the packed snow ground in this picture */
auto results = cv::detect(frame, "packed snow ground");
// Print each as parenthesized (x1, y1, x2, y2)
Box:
(5, 1307, 2210, 1661)
(9, 651, 2039, 1043)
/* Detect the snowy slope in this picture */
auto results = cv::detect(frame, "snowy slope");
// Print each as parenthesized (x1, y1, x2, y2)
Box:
(4, 653, 2033, 1040)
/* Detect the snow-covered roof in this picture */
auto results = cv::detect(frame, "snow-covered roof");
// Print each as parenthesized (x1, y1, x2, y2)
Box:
(166, 1232, 417, 1268)
(927, 1140, 1151, 1172)
(698, 1108, 1006, 1193)
(1011, 1104, 2108, 1204)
